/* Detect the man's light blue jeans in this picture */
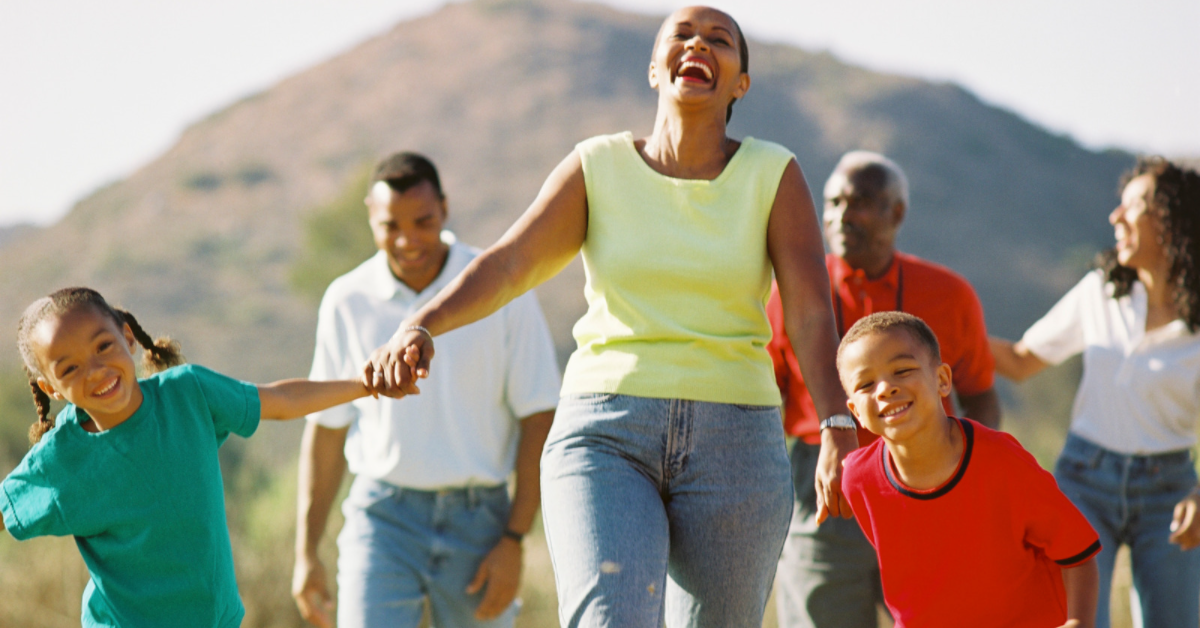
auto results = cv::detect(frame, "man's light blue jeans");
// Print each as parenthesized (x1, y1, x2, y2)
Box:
(1055, 433, 1200, 628)
(540, 393, 794, 627)
(336, 477, 518, 628)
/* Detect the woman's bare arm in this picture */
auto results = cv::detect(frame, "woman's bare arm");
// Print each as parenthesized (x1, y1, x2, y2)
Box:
(989, 336, 1050, 382)
(366, 151, 589, 395)
(767, 159, 856, 522)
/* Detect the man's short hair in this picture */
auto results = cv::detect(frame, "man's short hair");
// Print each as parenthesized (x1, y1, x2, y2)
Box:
(834, 150, 910, 209)
(372, 152, 444, 199)
(838, 311, 941, 367)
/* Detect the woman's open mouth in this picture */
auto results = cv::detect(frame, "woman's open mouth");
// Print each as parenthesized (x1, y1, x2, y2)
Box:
(675, 58, 714, 85)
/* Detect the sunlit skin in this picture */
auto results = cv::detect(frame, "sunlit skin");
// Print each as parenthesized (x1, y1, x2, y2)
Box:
(647, 7, 748, 123)
(838, 328, 959, 490)
(32, 305, 144, 432)
(1110, 174, 1170, 283)
(367, 179, 450, 293)
(823, 164, 905, 279)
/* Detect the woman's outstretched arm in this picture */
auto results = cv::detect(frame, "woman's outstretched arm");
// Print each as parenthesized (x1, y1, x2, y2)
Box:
(988, 336, 1049, 382)
(365, 151, 589, 396)
(767, 159, 856, 522)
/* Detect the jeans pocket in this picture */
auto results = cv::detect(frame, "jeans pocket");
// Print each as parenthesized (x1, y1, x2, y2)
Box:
(1155, 458, 1199, 495)
(345, 479, 398, 511)
(1055, 442, 1096, 476)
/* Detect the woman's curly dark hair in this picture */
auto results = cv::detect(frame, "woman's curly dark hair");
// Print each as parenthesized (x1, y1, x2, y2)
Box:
(1096, 157, 1200, 331)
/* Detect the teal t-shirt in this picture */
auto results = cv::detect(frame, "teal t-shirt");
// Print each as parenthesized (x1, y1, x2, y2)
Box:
(0, 364, 261, 628)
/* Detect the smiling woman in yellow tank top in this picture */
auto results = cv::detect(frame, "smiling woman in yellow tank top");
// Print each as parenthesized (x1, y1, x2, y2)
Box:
(362, 7, 853, 626)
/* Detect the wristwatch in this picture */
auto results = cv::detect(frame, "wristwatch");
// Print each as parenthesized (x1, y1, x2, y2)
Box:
(819, 413, 857, 431)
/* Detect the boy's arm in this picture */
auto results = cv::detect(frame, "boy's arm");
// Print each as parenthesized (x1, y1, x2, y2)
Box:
(1060, 557, 1098, 628)
(257, 379, 370, 421)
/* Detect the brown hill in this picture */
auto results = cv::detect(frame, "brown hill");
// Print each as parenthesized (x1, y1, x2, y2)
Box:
(0, 0, 1130, 385)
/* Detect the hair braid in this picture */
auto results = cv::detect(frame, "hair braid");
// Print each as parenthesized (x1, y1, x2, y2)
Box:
(26, 379, 54, 444)
(115, 308, 184, 373)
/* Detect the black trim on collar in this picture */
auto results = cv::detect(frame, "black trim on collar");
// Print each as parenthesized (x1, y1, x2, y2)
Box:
(1055, 540, 1102, 567)
(883, 418, 975, 500)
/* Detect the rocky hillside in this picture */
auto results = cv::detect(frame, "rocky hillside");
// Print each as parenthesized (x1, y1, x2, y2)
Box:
(0, 0, 1131, 386)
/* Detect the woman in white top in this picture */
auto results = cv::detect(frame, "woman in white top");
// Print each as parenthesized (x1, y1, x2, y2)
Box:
(991, 157, 1200, 628)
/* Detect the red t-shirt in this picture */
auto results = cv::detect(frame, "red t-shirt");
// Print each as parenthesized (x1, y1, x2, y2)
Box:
(842, 419, 1101, 628)
(767, 252, 995, 444)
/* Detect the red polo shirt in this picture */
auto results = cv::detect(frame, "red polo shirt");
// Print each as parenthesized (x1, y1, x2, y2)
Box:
(766, 252, 995, 444)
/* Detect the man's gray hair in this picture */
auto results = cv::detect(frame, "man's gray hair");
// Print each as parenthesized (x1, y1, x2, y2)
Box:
(834, 150, 909, 209)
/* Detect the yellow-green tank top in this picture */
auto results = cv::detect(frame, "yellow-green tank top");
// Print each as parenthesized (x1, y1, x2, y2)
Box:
(561, 131, 795, 405)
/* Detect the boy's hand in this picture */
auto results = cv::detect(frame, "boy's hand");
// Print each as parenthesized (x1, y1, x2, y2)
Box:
(1169, 487, 1200, 550)
(1057, 621, 1080, 628)
(815, 428, 857, 523)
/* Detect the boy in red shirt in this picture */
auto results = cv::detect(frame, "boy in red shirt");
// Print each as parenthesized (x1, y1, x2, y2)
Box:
(835, 311, 1100, 627)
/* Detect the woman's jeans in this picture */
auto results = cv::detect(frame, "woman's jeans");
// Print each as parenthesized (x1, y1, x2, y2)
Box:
(541, 393, 794, 628)
(1055, 433, 1200, 628)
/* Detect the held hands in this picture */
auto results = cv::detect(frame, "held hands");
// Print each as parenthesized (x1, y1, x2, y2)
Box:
(361, 328, 435, 398)
(815, 427, 858, 523)
(292, 556, 335, 628)
(1169, 487, 1200, 550)
(466, 537, 522, 620)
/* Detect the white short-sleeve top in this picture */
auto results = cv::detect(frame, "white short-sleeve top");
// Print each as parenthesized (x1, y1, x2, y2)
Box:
(1021, 269, 1200, 454)
(306, 233, 561, 489)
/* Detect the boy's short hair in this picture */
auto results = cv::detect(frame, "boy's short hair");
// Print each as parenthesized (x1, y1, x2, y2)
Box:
(838, 311, 941, 368)
(372, 152, 444, 199)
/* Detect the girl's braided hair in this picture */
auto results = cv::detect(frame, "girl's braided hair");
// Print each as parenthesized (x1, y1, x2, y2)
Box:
(16, 287, 185, 444)
(1096, 157, 1200, 332)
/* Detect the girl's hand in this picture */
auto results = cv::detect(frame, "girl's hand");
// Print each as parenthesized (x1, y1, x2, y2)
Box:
(1169, 487, 1200, 550)
(1058, 621, 1081, 628)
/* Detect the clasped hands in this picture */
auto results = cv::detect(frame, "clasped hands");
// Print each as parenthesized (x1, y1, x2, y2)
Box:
(361, 328, 436, 398)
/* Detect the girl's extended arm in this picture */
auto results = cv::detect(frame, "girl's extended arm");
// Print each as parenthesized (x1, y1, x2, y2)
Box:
(988, 336, 1049, 382)
(365, 151, 589, 395)
(1060, 557, 1099, 628)
(257, 380, 369, 421)
(766, 159, 855, 523)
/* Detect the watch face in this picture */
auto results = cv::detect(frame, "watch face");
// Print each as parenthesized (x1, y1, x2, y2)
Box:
(823, 414, 856, 429)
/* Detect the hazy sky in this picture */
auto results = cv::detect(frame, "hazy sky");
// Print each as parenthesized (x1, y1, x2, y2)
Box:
(1, 0, 1196, 227)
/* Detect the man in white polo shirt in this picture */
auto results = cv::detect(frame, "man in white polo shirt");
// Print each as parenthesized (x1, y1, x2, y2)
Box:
(291, 152, 560, 628)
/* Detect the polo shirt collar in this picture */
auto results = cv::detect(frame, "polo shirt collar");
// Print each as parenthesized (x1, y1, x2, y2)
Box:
(830, 252, 902, 291)
(367, 230, 466, 301)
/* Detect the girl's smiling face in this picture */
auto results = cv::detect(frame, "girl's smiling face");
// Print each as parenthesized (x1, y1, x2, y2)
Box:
(32, 304, 144, 430)
(648, 6, 749, 113)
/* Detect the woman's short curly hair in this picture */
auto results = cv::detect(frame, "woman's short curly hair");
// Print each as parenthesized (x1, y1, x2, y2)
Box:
(1096, 157, 1200, 331)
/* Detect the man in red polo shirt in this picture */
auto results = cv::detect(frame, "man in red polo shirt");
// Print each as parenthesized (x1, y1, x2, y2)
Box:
(771, 151, 1001, 628)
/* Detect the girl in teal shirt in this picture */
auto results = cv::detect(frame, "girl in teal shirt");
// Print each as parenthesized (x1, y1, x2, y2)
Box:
(1, 287, 368, 627)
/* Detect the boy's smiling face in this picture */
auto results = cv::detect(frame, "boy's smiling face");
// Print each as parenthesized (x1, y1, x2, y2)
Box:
(838, 327, 953, 443)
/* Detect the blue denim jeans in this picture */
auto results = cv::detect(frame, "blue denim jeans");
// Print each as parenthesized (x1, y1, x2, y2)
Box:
(336, 477, 518, 628)
(540, 393, 794, 628)
(1054, 433, 1200, 628)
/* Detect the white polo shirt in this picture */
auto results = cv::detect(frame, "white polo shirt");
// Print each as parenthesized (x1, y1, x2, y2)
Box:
(307, 233, 561, 489)
(1022, 269, 1200, 454)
